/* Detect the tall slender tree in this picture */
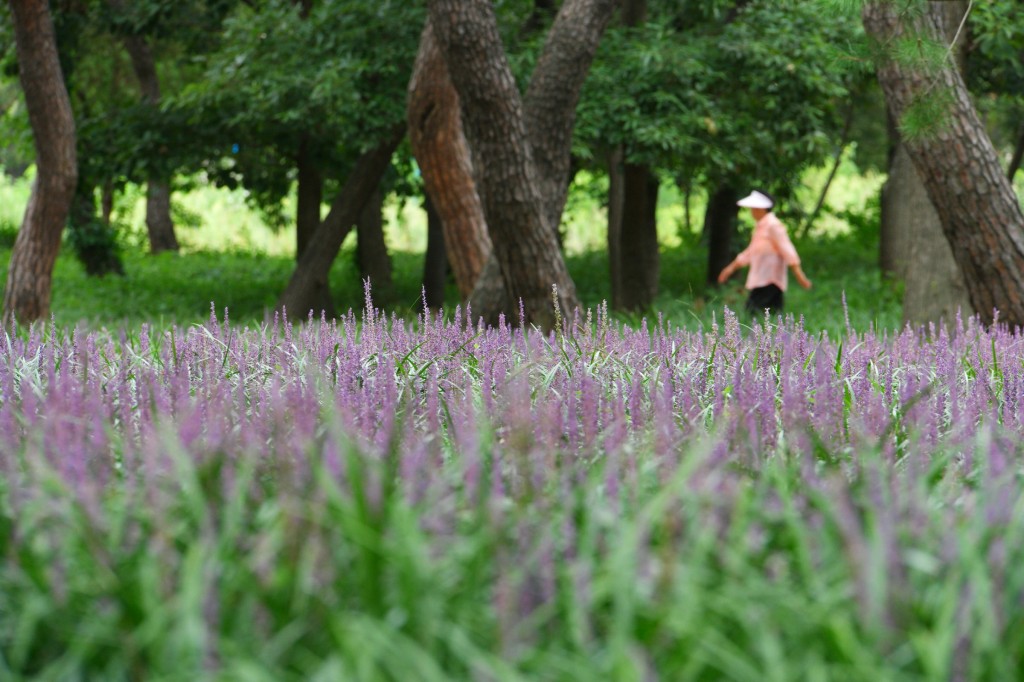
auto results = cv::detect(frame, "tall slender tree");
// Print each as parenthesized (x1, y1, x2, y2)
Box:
(4, 0, 78, 322)
(607, 0, 660, 312)
(121, 27, 179, 253)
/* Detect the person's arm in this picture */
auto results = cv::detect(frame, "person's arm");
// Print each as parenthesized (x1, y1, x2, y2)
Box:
(769, 221, 811, 289)
(790, 263, 812, 289)
(718, 255, 744, 283)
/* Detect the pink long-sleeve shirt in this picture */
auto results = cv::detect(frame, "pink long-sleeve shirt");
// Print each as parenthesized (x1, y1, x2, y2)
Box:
(735, 212, 801, 291)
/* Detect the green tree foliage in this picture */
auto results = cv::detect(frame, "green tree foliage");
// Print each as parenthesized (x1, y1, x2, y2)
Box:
(174, 0, 424, 227)
(577, 0, 858, 202)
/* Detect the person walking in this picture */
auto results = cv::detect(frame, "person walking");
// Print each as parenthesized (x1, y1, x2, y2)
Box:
(717, 189, 811, 315)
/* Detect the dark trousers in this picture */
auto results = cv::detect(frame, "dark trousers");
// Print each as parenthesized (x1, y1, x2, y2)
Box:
(745, 284, 784, 316)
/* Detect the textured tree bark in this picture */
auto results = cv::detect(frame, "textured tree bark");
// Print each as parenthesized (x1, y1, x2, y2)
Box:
(295, 135, 322, 258)
(864, 1, 1024, 325)
(523, 0, 618, 232)
(122, 31, 179, 253)
(356, 188, 394, 305)
(618, 163, 660, 311)
(429, 0, 615, 329)
(704, 184, 739, 287)
(407, 22, 493, 299)
(421, 196, 448, 310)
(4, 0, 78, 323)
(276, 127, 403, 319)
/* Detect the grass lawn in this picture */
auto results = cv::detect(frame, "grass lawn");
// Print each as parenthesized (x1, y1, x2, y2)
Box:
(0, 230, 902, 336)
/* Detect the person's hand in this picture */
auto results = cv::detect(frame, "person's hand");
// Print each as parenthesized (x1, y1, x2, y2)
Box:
(798, 274, 812, 289)
(717, 264, 734, 284)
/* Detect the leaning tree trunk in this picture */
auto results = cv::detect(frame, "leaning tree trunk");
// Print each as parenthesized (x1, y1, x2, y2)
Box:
(122, 31, 179, 254)
(356, 188, 394, 306)
(879, 2, 971, 326)
(276, 127, 403, 319)
(3, 0, 78, 323)
(618, 162, 660, 311)
(863, 1, 1024, 325)
(704, 184, 739, 287)
(407, 22, 493, 300)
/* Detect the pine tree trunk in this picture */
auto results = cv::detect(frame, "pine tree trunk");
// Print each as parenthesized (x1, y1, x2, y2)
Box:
(421, 196, 448, 310)
(407, 22, 492, 299)
(276, 127, 403, 319)
(863, 1, 1024, 324)
(618, 162, 660, 311)
(122, 30, 179, 254)
(895, 1, 972, 326)
(429, 0, 580, 329)
(704, 184, 739, 287)
(356, 188, 393, 306)
(3, 0, 78, 323)
(295, 135, 322, 258)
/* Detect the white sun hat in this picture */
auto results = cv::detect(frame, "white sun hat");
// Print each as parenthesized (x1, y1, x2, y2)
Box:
(736, 190, 774, 209)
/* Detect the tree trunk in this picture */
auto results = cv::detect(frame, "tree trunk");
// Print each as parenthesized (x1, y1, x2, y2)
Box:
(407, 22, 492, 299)
(607, 0, 657, 312)
(421, 196, 448, 310)
(295, 134, 323, 258)
(429, 0, 577, 328)
(3, 0, 78, 323)
(607, 146, 625, 308)
(618, 162, 659, 311)
(276, 127, 403, 320)
(122, 30, 179, 253)
(523, 0, 618, 233)
(897, 1, 972, 326)
(144, 180, 178, 252)
(356, 188, 393, 306)
(704, 184, 739, 287)
(429, 0, 615, 329)
(864, 1, 1024, 326)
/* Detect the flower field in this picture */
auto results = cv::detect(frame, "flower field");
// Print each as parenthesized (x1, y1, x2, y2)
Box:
(1, 298, 1023, 680)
